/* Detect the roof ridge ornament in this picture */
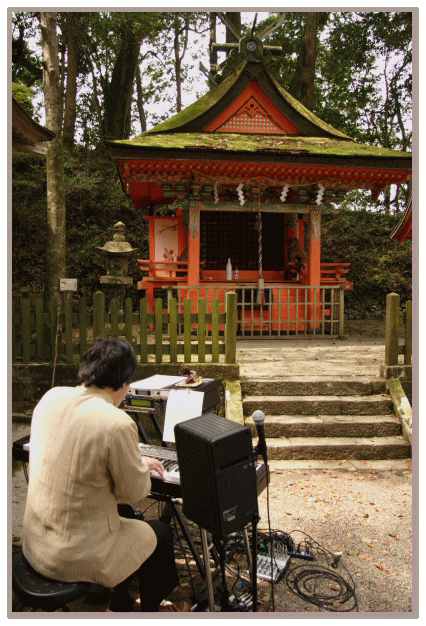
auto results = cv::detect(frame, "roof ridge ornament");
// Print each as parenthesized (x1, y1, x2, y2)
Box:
(212, 35, 282, 82)
(211, 12, 284, 84)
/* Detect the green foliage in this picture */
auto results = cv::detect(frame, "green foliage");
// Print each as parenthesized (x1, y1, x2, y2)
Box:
(136, 12, 210, 128)
(12, 11, 43, 88)
(12, 147, 149, 298)
(321, 208, 412, 310)
(12, 82, 35, 115)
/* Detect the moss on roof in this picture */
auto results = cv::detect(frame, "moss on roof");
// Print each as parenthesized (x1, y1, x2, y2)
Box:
(145, 65, 245, 134)
(270, 76, 351, 140)
(111, 132, 411, 159)
(143, 60, 351, 140)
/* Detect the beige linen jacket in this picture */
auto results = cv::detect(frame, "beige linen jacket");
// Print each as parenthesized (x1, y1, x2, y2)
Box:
(22, 385, 157, 588)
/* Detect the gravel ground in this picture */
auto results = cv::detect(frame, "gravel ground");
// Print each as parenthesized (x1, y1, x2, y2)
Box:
(11, 445, 415, 615)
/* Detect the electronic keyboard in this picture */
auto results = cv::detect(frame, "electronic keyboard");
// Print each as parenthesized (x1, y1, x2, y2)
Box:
(12, 435, 269, 499)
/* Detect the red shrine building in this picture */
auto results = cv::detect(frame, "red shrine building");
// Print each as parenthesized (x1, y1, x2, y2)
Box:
(106, 35, 411, 336)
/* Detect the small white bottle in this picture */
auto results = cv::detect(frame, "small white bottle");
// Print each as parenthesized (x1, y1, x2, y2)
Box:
(226, 258, 232, 281)
(235, 268, 239, 280)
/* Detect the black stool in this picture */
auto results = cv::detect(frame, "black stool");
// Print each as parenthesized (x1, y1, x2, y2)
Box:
(12, 551, 91, 612)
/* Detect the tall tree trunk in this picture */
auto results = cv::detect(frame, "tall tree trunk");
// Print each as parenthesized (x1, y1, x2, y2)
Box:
(209, 12, 218, 90)
(298, 12, 320, 111)
(135, 65, 147, 133)
(40, 12, 66, 304)
(173, 19, 183, 113)
(102, 25, 142, 139)
(209, 12, 218, 74)
(62, 13, 78, 150)
(288, 12, 320, 111)
(173, 14, 191, 114)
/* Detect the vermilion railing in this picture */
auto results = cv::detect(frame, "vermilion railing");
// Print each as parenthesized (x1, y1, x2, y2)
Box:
(137, 259, 188, 281)
(320, 263, 351, 284)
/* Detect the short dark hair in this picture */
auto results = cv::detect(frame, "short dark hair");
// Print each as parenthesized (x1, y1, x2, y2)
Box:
(78, 337, 138, 391)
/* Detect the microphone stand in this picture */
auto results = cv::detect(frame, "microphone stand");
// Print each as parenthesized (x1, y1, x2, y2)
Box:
(251, 411, 269, 612)
(251, 513, 259, 612)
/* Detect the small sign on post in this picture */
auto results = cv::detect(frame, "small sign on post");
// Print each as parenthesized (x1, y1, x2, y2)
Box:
(60, 278, 78, 299)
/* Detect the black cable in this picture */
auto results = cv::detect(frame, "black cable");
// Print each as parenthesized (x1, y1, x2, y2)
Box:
(286, 564, 357, 612)
(284, 530, 358, 612)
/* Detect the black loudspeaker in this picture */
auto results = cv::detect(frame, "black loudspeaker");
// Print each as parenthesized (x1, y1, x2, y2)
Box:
(174, 413, 259, 539)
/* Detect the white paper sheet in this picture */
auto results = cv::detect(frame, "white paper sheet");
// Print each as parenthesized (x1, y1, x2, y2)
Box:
(162, 389, 205, 443)
(129, 375, 186, 391)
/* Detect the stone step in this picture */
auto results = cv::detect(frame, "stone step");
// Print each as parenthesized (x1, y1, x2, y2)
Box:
(245, 414, 402, 438)
(241, 377, 386, 397)
(243, 395, 394, 416)
(254, 435, 410, 461)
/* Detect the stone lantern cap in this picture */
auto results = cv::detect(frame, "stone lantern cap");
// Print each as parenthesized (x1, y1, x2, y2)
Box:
(96, 221, 137, 257)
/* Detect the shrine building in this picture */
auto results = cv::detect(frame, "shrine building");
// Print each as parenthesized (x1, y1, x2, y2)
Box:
(105, 35, 411, 337)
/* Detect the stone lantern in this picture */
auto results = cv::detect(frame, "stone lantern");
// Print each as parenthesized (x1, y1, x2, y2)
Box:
(96, 221, 137, 311)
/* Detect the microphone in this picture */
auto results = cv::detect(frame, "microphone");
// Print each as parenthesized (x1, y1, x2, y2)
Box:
(252, 410, 268, 464)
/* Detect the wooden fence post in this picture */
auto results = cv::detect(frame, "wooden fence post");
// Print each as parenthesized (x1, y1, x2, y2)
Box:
(385, 292, 400, 366)
(225, 291, 237, 364)
(339, 288, 345, 338)
(35, 296, 44, 362)
(79, 297, 87, 358)
(155, 297, 163, 364)
(93, 291, 105, 340)
(404, 300, 412, 365)
(197, 298, 206, 363)
(124, 297, 133, 346)
(211, 298, 219, 363)
(139, 298, 148, 363)
(183, 298, 192, 363)
(169, 298, 178, 363)
(64, 298, 73, 364)
(110, 298, 119, 338)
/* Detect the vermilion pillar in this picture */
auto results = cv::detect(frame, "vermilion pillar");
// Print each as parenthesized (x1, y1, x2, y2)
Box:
(188, 200, 200, 285)
(306, 206, 321, 285)
(306, 206, 322, 330)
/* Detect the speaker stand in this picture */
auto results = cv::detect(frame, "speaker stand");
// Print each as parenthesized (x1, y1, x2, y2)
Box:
(200, 528, 216, 612)
(199, 521, 259, 613)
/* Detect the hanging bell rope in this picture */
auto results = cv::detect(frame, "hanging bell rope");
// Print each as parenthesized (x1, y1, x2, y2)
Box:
(257, 188, 264, 304)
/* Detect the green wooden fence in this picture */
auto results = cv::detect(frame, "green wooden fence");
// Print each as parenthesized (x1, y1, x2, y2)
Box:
(12, 290, 238, 365)
(384, 292, 412, 366)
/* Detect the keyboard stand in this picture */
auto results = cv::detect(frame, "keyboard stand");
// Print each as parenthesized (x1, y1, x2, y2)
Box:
(153, 495, 208, 579)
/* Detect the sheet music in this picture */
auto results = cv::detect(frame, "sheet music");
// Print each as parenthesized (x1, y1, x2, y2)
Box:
(163, 389, 205, 443)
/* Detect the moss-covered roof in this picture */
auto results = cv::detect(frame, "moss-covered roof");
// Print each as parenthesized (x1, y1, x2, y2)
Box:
(143, 59, 351, 140)
(110, 132, 411, 160)
(269, 77, 350, 140)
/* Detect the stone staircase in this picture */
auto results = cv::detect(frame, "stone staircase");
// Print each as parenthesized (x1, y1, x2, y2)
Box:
(242, 377, 411, 461)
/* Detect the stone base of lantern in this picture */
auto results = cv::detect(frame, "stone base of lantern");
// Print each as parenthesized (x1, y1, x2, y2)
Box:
(100, 276, 133, 312)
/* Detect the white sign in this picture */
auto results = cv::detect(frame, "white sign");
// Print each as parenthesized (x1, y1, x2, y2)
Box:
(60, 278, 78, 291)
